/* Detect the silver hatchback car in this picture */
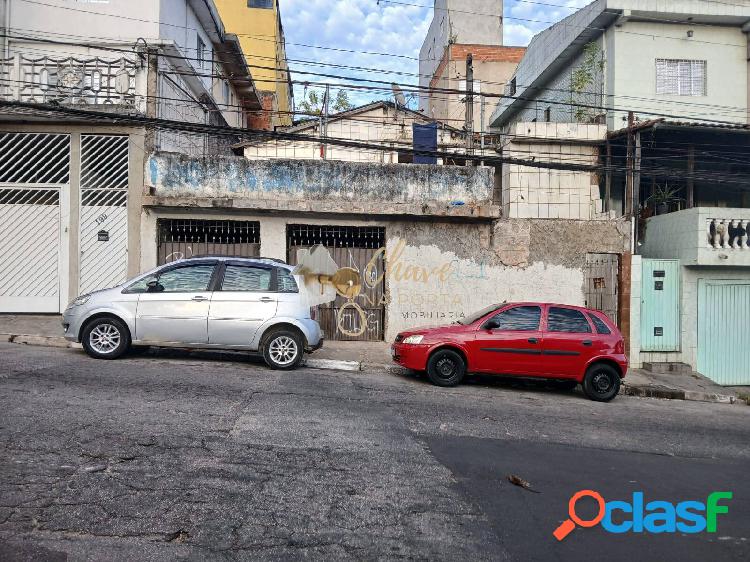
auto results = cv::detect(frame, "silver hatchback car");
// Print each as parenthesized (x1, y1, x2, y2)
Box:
(62, 256, 323, 369)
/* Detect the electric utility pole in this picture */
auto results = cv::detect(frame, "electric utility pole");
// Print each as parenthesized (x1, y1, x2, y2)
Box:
(465, 53, 474, 163)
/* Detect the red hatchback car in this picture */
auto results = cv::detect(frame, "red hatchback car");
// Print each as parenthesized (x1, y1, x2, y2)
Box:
(391, 302, 628, 401)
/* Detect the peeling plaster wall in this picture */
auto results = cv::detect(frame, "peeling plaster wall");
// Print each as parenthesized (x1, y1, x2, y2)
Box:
(383, 218, 630, 339)
(147, 152, 494, 205)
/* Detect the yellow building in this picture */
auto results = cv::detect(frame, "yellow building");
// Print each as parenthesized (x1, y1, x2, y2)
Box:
(214, 0, 293, 128)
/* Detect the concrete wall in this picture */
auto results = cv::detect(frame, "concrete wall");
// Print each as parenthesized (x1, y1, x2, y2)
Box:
(490, 0, 750, 130)
(419, 0, 504, 112)
(426, 47, 524, 131)
(501, 122, 609, 220)
(147, 152, 495, 208)
(609, 21, 748, 127)
(139, 208, 630, 341)
(641, 207, 750, 267)
(8, 0, 160, 42)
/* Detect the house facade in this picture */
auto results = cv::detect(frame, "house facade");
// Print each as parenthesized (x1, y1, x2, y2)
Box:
(418, 0, 525, 133)
(215, 0, 294, 129)
(0, 0, 258, 313)
(489, 0, 750, 131)
(488, 0, 750, 385)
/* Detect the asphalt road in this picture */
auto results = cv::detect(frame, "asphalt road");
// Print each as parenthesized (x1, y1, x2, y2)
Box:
(0, 342, 748, 561)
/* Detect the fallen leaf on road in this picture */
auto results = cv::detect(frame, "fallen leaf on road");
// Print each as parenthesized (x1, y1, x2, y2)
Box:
(507, 474, 541, 493)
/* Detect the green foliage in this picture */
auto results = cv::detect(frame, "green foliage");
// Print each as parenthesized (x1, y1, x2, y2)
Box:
(333, 90, 353, 112)
(297, 89, 354, 116)
(570, 42, 605, 122)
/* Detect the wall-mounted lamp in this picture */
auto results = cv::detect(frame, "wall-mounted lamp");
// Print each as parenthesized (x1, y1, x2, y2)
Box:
(687, 29, 694, 38)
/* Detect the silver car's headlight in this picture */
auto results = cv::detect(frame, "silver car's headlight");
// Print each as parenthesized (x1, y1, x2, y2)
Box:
(69, 294, 91, 307)
(402, 335, 424, 344)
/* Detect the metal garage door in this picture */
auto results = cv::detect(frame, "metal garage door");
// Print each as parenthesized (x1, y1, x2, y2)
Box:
(287, 225, 386, 341)
(698, 280, 750, 385)
(78, 134, 129, 294)
(0, 133, 70, 312)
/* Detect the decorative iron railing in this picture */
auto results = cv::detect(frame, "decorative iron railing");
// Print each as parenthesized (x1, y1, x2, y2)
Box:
(0, 54, 137, 106)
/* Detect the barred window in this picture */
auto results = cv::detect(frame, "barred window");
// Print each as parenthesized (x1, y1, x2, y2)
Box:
(656, 59, 706, 96)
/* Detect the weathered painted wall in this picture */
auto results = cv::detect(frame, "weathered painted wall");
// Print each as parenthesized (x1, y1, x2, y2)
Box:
(147, 152, 495, 206)
(140, 207, 629, 341)
(384, 218, 630, 338)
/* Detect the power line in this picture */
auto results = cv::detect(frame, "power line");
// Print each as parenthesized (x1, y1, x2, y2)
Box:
(4, 99, 750, 188)
(5, 28, 750, 122)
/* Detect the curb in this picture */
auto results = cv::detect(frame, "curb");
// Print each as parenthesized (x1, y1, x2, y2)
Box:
(0, 333, 81, 349)
(305, 359, 361, 372)
(0, 333, 740, 404)
(622, 383, 736, 404)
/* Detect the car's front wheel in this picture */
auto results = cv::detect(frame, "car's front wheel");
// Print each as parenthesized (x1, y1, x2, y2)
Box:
(81, 317, 130, 360)
(426, 349, 466, 387)
(262, 329, 304, 370)
(582, 363, 620, 402)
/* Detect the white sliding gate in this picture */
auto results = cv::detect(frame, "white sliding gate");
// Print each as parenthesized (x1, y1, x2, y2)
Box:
(0, 133, 70, 312)
(78, 134, 129, 295)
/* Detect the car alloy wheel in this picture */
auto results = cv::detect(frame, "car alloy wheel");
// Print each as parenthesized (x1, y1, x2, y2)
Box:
(268, 335, 298, 367)
(81, 316, 130, 360)
(89, 323, 121, 355)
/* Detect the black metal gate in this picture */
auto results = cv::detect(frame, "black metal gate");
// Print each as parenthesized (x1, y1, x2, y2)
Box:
(157, 219, 260, 264)
(584, 253, 620, 325)
(287, 224, 386, 341)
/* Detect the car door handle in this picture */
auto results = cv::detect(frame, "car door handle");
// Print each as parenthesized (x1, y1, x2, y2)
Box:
(191, 296, 208, 302)
(527, 338, 538, 344)
(582, 340, 592, 346)
(259, 297, 274, 303)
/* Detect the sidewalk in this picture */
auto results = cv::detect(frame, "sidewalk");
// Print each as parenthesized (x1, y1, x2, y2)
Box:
(1, 314, 743, 405)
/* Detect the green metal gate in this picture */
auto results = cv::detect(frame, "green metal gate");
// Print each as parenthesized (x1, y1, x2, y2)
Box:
(698, 280, 750, 385)
(640, 259, 680, 352)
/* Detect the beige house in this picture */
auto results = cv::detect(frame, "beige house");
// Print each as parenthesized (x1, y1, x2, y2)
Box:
(239, 101, 483, 164)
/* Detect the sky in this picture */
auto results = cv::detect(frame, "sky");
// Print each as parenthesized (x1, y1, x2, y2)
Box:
(277, 0, 592, 110)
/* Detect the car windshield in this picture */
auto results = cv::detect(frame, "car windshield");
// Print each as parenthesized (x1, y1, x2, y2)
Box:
(457, 304, 503, 325)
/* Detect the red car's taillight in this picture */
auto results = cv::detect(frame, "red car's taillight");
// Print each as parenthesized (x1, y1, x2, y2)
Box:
(615, 339, 624, 354)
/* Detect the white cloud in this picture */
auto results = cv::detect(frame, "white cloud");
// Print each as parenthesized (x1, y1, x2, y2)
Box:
(277, 1, 587, 111)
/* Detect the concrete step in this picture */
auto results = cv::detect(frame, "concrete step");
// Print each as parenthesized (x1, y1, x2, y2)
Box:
(642, 362, 693, 375)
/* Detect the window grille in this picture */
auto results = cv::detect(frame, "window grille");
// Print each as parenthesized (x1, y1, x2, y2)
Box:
(656, 59, 706, 96)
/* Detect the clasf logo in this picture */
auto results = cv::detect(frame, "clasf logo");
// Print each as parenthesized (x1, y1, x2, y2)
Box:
(553, 490, 732, 541)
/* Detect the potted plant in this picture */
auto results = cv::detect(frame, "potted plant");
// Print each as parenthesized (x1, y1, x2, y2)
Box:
(645, 183, 683, 215)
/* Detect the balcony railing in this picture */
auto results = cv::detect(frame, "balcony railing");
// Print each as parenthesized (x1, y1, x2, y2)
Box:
(0, 54, 138, 106)
(707, 218, 749, 250)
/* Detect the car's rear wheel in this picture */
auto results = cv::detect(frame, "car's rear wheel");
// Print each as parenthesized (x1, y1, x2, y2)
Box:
(582, 363, 620, 402)
(426, 349, 466, 387)
(81, 317, 130, 360)
(262, 329, 304, 370)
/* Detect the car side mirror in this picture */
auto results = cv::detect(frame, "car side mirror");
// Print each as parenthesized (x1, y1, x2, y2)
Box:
(146, 279, 164, 293)
(482, 319, 500, 331)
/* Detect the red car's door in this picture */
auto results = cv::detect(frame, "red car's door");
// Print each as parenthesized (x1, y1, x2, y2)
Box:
(470, 305, 545, 375)
(541, 306, 598, 378)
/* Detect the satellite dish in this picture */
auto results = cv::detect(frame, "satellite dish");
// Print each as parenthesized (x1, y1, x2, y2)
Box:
(391, 83, 406, 107)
